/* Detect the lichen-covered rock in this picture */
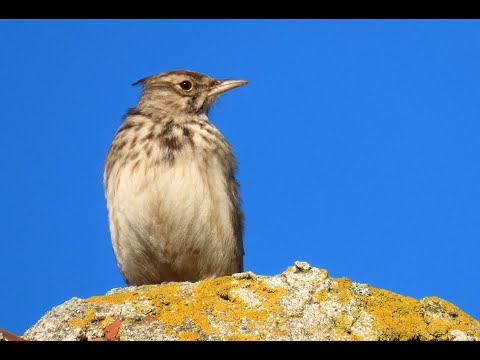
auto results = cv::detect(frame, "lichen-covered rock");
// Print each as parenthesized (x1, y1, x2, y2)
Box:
(23, 262, 480, 341)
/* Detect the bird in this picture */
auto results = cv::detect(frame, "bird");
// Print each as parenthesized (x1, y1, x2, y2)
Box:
(103, 70, 247, 286)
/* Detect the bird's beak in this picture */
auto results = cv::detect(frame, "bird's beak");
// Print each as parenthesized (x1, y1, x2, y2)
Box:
(208, 79, 248, 97)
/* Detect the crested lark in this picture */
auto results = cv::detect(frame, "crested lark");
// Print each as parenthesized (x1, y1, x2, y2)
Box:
(104, 70, 247, 285)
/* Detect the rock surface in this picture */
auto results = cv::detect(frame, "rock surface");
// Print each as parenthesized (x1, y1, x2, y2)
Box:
(23, 262, 479, 341)
(0, 328, 25, 341)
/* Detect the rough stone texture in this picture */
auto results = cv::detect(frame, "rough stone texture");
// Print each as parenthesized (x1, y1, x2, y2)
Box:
(0, 328, 26, 341)
(23, 262, 480, 341)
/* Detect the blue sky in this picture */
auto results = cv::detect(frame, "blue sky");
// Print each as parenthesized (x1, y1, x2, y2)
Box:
(1, 19, 479, 335)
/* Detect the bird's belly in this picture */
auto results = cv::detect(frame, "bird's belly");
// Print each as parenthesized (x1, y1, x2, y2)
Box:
(109, 158, 238, 284)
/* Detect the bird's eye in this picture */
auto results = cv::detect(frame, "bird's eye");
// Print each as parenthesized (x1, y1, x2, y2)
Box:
(179, 81, 193, 91)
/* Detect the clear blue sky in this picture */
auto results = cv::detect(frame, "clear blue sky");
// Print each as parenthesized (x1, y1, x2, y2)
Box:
(1, 19, 479, 335)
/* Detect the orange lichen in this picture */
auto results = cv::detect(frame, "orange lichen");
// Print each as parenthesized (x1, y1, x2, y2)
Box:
(163, 326, 175, 337)
(313, 289, 329, 303)
(77, 268, 479, 341)
(224, 333, 262, 341)
(192, 276, 289, 334)
(158, 310, 185, 327)
(333, 278, 354, 305)
(311, 273, 480, 341)
(87, 291, 140, 304)
(100, 316, 116, 328)
(69, 309, 96, 329)
(100, 275, 289, 336)
(178, 331, 201, 341)
(420, 297, 480, 339)
(360, 287, 426, 340)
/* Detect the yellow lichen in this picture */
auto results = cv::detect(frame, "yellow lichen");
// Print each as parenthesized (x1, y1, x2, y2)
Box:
(333, 278, 354, 305)
(192, 276, 289, 334)
(100, 315, 116, 328)
(363, 287, 428, 340)
(72, 268, 479, 341)
(364, 289, 480, 340)
(158, 310, 185, 327)
(87, 291, 140, 304)
(335, 313, 355, 330)
(349, 333, 365, 341)
(79, 274, 288, 338)
(178, 331, 201, 341)
(310, 273, 480, 341)
(116, 324, 124, 341)
(421, 297, 480, 339)
(150, 297, 217, 333)
(69, 309, 96, 329)
(425, 317, 451, 338)
(224, 333, 262, 341)
(313, 289, 329, 303)
(313, 277, 354, 306)
(163, 326, 175, 337)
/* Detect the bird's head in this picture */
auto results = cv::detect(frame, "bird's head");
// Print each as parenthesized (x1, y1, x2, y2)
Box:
(133, 70, 248, 116)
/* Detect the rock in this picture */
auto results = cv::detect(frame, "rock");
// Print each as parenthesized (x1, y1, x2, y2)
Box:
(23, 262, 480, 341)
(0, 328, 25, 341)
(448, 329, 477, 341)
